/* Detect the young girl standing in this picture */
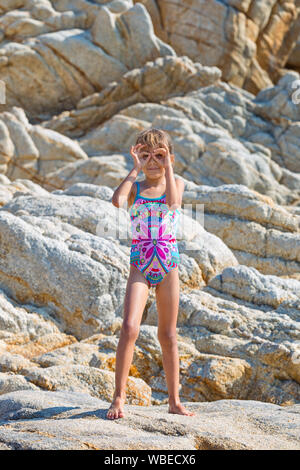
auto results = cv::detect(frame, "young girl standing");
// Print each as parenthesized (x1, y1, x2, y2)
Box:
(107, 128, 195, 419)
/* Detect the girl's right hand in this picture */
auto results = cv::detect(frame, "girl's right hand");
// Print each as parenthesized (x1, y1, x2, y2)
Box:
(130, 144, 151, 170)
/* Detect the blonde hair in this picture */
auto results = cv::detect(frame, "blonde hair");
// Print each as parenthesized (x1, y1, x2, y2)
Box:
(135, 128, 173, 156)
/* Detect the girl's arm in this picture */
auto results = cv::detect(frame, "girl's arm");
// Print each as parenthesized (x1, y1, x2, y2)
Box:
(112, 143, 148, 209)
(174, 176, 185, 208)
(112, 166, 140, 209)
(154, 143, 184, 210)
(165, 165, 184, 210)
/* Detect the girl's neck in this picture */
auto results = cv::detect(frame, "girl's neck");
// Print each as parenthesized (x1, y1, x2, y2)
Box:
(143, 176, 165, 189)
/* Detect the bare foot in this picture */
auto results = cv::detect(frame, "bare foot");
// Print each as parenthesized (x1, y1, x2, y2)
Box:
(106, 396, 125, 420)
(169, 403, 195, 416)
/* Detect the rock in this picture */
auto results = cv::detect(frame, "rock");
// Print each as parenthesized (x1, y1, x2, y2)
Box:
(0, 288, 76, 359)
(41, 55, 221, 138)
(146, 283, 300, 405)
(0, 0, 299, 446)
(208, 265, 300, 312)
(3, 59, 300, 209)
(0, 209, 128, 339)
(45, 154, 133, 192)
(21, 280, 300, 407)
(287, 36, 300, 68)
(0, 353, 38, 374)
(0, 372, 39, 395)
(0, 3, 175, 119)
(34, 328, 162, 382)
(0, 107, 88, 182)
(0, 390, 298, 449)
(41, 72, 300, 205)
(0, 170, 298, 407)
(151, 0, 300, 93)
(0, 176, 51, 207)
(23, 365, 151, 405)
(0, 187, 237, 340)
(183, 182, 300, 279)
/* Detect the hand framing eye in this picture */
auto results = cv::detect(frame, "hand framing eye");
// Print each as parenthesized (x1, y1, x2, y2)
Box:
(152, 144, 173, 169)
(130, 144, 151, 169)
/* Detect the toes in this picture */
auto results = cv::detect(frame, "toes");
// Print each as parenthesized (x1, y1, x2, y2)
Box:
(168, 406, 195, 416)
(106, 405, 125, 419)
(107, 408, 115, 419)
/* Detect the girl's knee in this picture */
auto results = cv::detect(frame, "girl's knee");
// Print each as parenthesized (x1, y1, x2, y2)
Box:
(158, 330, 177, 346)
(121, 321, 139, 340)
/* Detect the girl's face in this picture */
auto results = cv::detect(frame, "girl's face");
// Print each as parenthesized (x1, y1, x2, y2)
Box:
(139, 145, 165, 175)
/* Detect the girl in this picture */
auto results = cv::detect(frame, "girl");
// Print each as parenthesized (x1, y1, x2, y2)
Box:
(107, 128, 195, 419)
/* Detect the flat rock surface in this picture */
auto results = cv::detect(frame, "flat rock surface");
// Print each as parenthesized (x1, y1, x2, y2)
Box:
(0, 390, 299, 450)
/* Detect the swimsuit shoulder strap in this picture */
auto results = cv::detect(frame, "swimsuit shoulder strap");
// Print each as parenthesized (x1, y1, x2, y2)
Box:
(136, 181, 140, 197)
(131, 181, 140, 206)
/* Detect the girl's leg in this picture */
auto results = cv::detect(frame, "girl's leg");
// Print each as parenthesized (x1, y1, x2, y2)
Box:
(106, 265, 149, 419)
(155, 267, 195, 416)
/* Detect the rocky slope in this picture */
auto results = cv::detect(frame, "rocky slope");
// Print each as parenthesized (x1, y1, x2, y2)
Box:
(0, 0, 299, 450)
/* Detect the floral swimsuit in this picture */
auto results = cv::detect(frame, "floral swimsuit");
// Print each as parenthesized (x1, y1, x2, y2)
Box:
(129, 181, 180, 288)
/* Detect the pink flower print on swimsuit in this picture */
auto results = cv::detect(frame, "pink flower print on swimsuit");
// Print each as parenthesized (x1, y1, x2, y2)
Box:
(129, 181, 180, 287)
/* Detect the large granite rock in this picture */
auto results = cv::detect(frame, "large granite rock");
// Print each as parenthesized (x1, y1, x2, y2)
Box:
(0, 2, 175, 119)
(1, 0, 298, 113)
(0, 390, 298, 450)
(41, 66, 300, 206)
(148, 0, 300, 93)
(0, 185, 236, 338)
(0, 182, 298, 406)
(2, 58, 300, 209)
(0, 107, 87, 180)
(0, 0, 299, 449)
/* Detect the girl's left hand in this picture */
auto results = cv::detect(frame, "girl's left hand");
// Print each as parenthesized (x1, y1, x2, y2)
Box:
(152, 143, 173, 169)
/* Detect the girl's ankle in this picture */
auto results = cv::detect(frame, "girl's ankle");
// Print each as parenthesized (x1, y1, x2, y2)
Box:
(168, 398, 181, 407)
(113, 393, 126, 401)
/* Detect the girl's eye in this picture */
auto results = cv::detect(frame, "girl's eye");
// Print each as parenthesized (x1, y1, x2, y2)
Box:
(140, 152, 163, 158)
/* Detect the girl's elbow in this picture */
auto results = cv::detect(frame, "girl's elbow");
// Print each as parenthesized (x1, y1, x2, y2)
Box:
(167, 202, 180, 211)
(112, 196, 127, 209)
(112, 192, 128, 209)
(112, 195, 120, 208)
